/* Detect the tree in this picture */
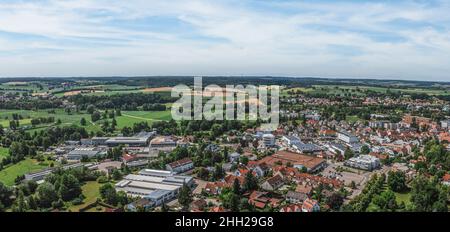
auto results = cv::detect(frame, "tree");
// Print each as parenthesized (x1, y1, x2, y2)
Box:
(387, 171, 407, 192)
(326, 193, 344, 211)
(111, 169, 123, 181)
(410, 175, 448, 212)
(52, 198, 64, 209)
(36, 182, 58, 208)
(344, 148, 354, 160)
(58, 174, 82, 201)
(178, 183, 192, 210)
(9, 120, 17, 130)
(350, 181, 357, 189)
(240, 156, 249, 165)
(360, 145, 370, 154)
(232, 178, 241, 195)
(80, 117, 87, 126)
(91, 111, 101, 122)
(86, 105, 96, 114)
(212, 164, 225, 180)
(100, 183, 118, 205)
(196, 167, 210, 181)
(27, 195, 38, 210)
(13, 190, 28, 212)
(1, 184, 14, 209)
(111, 118, 117, 129)
(220, 188, 240, 211)
(243, 172, 258, 192)
(371, 190, 398, 211)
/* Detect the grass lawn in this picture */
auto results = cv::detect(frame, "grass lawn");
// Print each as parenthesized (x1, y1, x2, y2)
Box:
(395, 191, 412, 206)
(345, 115, 360, 123)
(68, 181, 103, 212)
(0, 118, 32, 127)
(0, 158, 51, 186)
(0, 147, 9, 161)
(115, 110, 172, 128)
(0, 109, 99, 133)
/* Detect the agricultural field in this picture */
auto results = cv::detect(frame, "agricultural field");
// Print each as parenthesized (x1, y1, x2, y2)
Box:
(0, 108, 173, 133)
(0, 81, 49, 93)
(0, 158, 53, 186)
(283, 85, 450, 96)
(52, 84, 150, 97)
(115, 110, 172, 128)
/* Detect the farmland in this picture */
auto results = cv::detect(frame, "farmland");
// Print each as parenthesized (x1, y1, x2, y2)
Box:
(0, 108, 172, 133)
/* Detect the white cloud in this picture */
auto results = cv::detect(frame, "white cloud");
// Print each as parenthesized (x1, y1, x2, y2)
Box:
(0, 0, 449, 81)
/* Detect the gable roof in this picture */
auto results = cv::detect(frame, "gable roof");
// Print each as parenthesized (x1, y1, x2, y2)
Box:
(167, 157, 193, 169)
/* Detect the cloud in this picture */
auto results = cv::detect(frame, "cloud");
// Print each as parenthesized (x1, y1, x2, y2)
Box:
(0, 0, 449, 81)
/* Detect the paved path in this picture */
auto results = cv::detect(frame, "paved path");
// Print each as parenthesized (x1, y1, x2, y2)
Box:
(121, 113, 163, 122)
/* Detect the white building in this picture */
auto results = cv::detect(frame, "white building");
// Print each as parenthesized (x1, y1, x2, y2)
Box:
(337, 130, 359, 144)
(344, 155, 380, 171)
(282, 135, 301, 146)
(441, 120, 450, 129)
(165, 158, 194, 174)
(262, 134, 275, 147)
(150, 136, 177, 148)
(228, 152, 240, 163)
(116, 169, 194, 207)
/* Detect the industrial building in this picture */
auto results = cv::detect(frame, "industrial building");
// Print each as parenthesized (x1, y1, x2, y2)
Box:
(66, 147, 106, 160)
(116, 169, 194, 208)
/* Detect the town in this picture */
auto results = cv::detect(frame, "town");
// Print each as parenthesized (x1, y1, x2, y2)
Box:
(0, 77, 449, 212)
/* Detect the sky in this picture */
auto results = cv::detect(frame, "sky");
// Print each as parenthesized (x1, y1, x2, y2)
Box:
(0, 0, 450, 81)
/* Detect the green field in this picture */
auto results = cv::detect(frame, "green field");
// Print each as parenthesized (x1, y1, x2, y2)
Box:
(283, 85, 450, 96)
(345, 115, 361, 123)
(68, 181, 103, 212)
(0, 158, 52, 186)
(0, 108, 172, 134)
(0, 147, 9, 161)
(0, 82, 49, 93)
(394, 191, 412, 206)
(0, 109, 97, 132)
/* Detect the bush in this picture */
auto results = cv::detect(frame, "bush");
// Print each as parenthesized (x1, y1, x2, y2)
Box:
(72, 198, 83, 205)
(97, 175, 108, 183)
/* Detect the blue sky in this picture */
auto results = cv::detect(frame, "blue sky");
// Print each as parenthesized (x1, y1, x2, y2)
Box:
(0, 0, 449, 81)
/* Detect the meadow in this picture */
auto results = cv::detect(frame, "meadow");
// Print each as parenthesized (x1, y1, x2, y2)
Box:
(0, 147, 9, 161)
(0, 158, 52, 186)
(68, 181, 103, 212)
(0, 108, 173, 133)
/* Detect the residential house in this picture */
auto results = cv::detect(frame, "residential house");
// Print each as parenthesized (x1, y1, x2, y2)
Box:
(442, 173, 450, 186)
(286, 191, 308, 204)
(302, 198, 320, 212)
(261, 174, 284, 191)
(166, 158, 194, 174)
(280, 204, 302, 212)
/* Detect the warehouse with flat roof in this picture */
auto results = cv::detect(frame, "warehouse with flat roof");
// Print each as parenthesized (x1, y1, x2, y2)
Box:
(116, 169, 194, 207)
